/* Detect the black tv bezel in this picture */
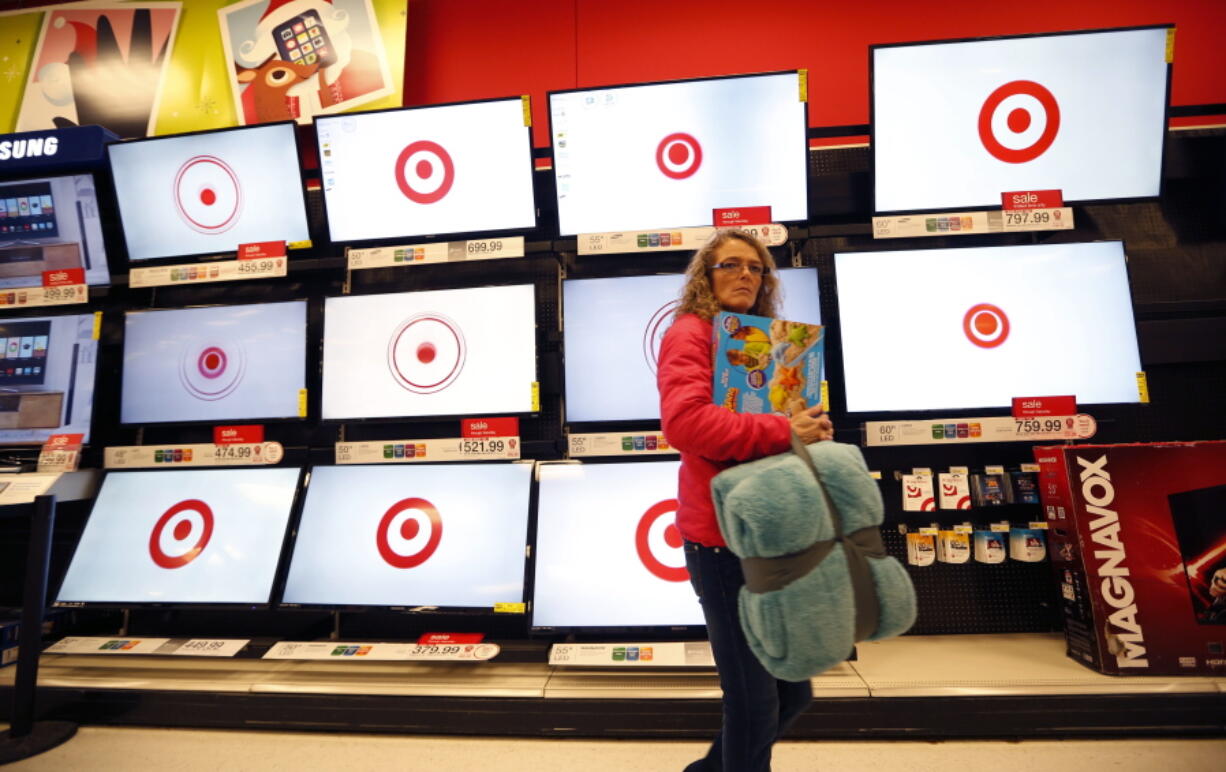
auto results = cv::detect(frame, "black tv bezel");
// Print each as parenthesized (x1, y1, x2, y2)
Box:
(313, 95, 539, 249)
(868, 24, 1176, 216)
(546, 69, 812, 237)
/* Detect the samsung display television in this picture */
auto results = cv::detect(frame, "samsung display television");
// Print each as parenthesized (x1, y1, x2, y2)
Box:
(322, 284, 537, 420)
(834, 241, 1142, 413)
(872, 26, 1171, 213)
(54, 467, 302, 607)
(281, 463, 532, 609)
(563, 267, 820, 423)
(532, 460, 704, 630)
(0, 174, 111, 288)
(549, 71, 808, 235)
(0, 312, 97, 445)
(316, 98, 536, 243)
(108, 122, 310, 261)
(121, 301, 307, 424)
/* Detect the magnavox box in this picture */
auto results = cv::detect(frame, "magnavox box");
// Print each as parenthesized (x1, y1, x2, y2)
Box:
(1034, 441, 1226, 675)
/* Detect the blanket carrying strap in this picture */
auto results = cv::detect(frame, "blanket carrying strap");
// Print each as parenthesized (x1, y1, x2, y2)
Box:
(739, 435, 885, 642)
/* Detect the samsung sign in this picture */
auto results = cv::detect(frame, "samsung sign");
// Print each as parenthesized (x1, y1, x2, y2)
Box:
(0, 126, 117, 171)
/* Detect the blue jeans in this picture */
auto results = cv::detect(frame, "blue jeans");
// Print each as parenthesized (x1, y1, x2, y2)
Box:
(684, 541, 813, 772)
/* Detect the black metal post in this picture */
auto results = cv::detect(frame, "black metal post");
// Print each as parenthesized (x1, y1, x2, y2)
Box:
(1, 494, 77, 763)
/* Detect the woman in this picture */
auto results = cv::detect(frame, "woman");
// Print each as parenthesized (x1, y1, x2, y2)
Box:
(658, 229, 833, 772)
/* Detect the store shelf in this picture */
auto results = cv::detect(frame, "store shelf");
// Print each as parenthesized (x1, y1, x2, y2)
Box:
(252, 661, 550, 698)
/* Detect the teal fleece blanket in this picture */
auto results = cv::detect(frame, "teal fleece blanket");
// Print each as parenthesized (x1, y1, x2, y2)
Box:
(712, 441, 916, 681)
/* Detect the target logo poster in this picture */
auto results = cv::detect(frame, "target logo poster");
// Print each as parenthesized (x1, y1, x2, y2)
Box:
(834, 242, 1142, 413)
(562, 269, 820, 422)
(322, 285, 536, 420)
(549, 72, 807, 235)
(121, 301, 307, 424)
(282, 464, 532, 608)
(532, 461, 705, 629)
(316, 99, 536, 243)
(54, 468, 301, 605)
(108, 123, 310, 261)
(873, 27, 1169, 212)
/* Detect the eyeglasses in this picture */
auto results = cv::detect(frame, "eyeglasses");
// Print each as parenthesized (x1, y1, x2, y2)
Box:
(711, 261, 769, 277)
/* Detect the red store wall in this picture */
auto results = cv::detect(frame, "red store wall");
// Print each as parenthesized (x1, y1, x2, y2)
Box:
(404, 0, 1226, 148)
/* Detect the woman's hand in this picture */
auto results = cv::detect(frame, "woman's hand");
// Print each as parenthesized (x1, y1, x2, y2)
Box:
(791, 405, 834, 443)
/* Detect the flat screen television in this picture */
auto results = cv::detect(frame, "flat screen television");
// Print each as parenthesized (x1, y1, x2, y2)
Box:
(121, 300, 307, 424)
(0, 174, 111, 288)
(0, 312, 97, 445)
(549, 71, 808, 235)
(322, 284, 537, 420)
(834, 241, 1143, 413)
(563, 267, 820, 422)
(316, 98, 536, 243)
(532, 460, 705, 630)
(281, 463, 532, 609)
(54, 467, 302, 607)
(872, 25, 1171, 213)
(107, 122, 310, 261)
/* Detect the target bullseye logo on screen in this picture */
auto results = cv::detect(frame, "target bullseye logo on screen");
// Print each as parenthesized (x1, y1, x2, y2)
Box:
(635, 499, 688, 582)
(179, 342, 246, 401)
(963, 303, 1010, 348)
(395, 140, 455, 204)
(643, 300, 680, 376)
(149, 499, 214, 569)
(376, 497, 442, 568)
(173, 155, 242, 233)
(978, 80, 1060, 164)
(656, 133, 703, 179)
(388, 313, 466, 394)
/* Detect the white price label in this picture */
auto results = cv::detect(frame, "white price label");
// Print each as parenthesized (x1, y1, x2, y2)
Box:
(335, 437, 520, 464)
(0, 473, 61, 505)
(0, 284, 89, 309)
(104, 442, 284, 468)
(129, 258, 287, 288)
(548, 641, 713, 667)
(578, 224, 787, 255)
(263, 641, 499, 661)
(166, 639, 250, 658)
(347, 237, 525, 270)
(865, 414, 1095, 447)
(1000, 207, 1074, 232)
(873, 207, 1073, 239)
(36, 449, 79, 473)
(44, 636, 173, 655)
(567, 432, 678, 458)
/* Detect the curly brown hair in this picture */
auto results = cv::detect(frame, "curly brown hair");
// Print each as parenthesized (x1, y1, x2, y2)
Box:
(674, 229, 781, 321)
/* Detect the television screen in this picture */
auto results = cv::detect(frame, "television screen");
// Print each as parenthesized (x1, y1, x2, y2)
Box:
(0, 312, 97, 445)
(549, 72, 808, 235)
(322, 284, 537, 420)
(834, 241, 1142, 412)
(563, 267, 820, 422)
(532, 460, 704, 630)
(54, 467, 301, 606)
(872, 26, 1170, 213)
(282, 463, 532, 608)
(108, 122, 310, 261)
(0, 174, 111, 288)
(121, 301, 307, 424)
(316, 99, 536, 243)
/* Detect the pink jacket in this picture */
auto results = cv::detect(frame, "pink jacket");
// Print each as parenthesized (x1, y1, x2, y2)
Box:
(657, 313, 792, 546)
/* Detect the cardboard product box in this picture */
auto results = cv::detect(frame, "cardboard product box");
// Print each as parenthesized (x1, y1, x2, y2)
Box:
(1033, 441, 1226, 675)
(711, 311, 823, 416)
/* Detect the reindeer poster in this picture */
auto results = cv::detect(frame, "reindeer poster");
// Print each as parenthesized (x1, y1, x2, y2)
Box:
(218, 0, 394, 125)
(16, 4, 182, 138)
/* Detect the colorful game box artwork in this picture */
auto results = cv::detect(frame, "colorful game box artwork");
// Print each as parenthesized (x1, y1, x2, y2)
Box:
(711, 311, 823, 417)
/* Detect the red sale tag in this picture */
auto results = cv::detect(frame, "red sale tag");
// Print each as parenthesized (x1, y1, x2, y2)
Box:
(1012, 396, 1077, 418)
(214, 425, 265, 444)
(238, 241, 287, 260)
(417, 632, 485, 645)
(1001, 190, 1063, 210)
(42, 268, 85, 287)
(44, 433, 84, 451)
(713, 206, 772, 227)
(462, 417, 519, 438)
